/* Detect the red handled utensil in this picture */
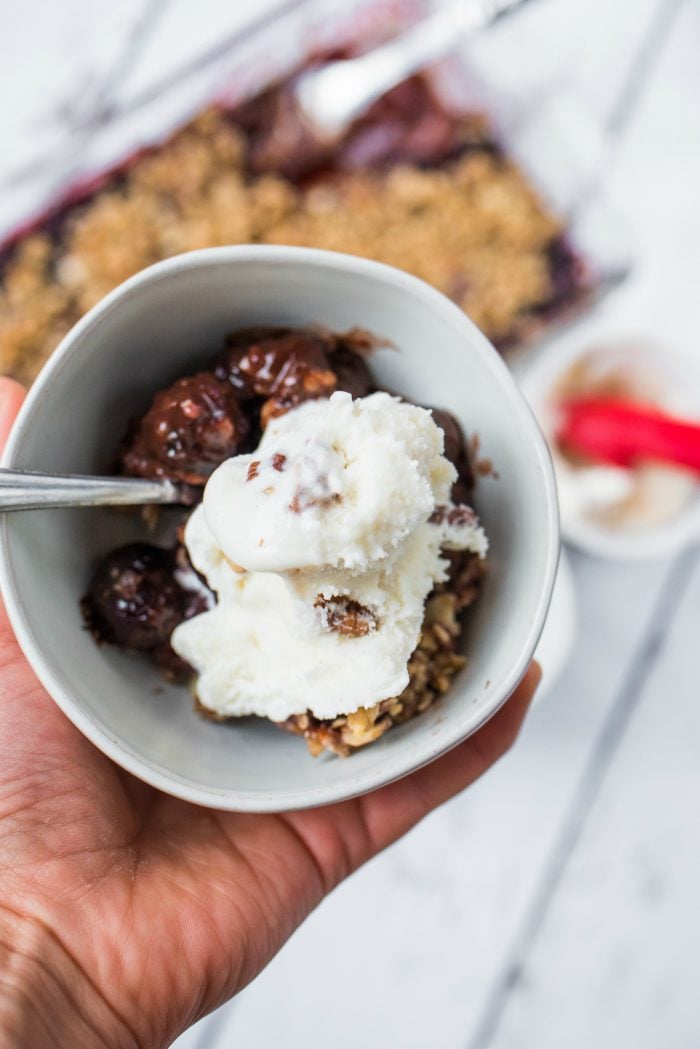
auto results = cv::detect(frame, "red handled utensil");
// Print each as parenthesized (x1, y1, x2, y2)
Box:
(555, 397, 700, 475)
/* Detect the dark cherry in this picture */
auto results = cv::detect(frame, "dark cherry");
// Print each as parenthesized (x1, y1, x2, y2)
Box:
(120, 372, 250, 485)
(430, 407, 475, 499)
(431, 408, 463, 465)
(332, 343, 373, 399)
(216, 329, 335, 396)
(218, 325, 292, 358)
(215, 326, 375, 425)
(215, 328, 338, 426)
(82, 543, 208, 651)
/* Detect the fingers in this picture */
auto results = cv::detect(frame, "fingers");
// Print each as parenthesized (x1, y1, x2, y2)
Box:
(0, 378, 26, 453)
(360, 662, 541, 851)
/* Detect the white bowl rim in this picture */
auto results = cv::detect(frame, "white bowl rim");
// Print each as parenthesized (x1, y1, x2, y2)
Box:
(0, 246, 559, 811)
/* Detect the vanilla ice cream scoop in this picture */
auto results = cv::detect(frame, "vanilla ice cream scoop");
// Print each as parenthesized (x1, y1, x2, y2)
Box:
(172, 392, 488, 721)
(203, 391, 454, 572)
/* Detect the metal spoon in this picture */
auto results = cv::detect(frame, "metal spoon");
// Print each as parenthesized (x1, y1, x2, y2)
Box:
(295, 0, 531, 140)
(0, 469, 184, 512)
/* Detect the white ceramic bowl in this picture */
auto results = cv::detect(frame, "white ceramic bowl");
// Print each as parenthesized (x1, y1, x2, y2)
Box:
(0, 247, 558, 811)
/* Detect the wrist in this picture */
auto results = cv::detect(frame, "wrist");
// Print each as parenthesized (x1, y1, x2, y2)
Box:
(0, 905, 137, 1049)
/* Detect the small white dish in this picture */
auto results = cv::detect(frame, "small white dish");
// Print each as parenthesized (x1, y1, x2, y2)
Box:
(0, 246, 558, 811)
(518, 339, 700, 560)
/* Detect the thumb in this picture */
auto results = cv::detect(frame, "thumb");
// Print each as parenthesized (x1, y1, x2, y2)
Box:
(0, 378, 26, 455)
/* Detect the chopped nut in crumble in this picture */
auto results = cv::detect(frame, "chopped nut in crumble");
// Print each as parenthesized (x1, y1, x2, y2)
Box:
(429, 503, 478, 526)
(289, 486, 342, 514)
(314, 595, 378, 637)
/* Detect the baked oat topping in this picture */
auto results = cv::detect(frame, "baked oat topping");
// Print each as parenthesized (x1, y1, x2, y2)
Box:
(81, 542, 208, 657)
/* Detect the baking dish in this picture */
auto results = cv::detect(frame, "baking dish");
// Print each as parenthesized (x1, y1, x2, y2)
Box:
(0, 0, 631, 376)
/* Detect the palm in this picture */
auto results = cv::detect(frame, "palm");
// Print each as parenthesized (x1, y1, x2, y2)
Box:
(0, 611, 535, 1045)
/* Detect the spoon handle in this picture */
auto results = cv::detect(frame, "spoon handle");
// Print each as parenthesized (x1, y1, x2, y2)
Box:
(295, 0, 530, 137)
(0, 469, 181, 511)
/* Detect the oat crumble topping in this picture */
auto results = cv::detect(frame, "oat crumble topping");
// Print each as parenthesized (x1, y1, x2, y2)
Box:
(0, 88, 582, 384)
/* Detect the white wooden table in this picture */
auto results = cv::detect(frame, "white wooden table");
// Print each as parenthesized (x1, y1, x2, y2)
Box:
(4, 2, 699, 1046)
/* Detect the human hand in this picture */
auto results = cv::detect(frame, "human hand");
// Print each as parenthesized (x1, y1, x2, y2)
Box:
(0, 377, 540, 1048)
